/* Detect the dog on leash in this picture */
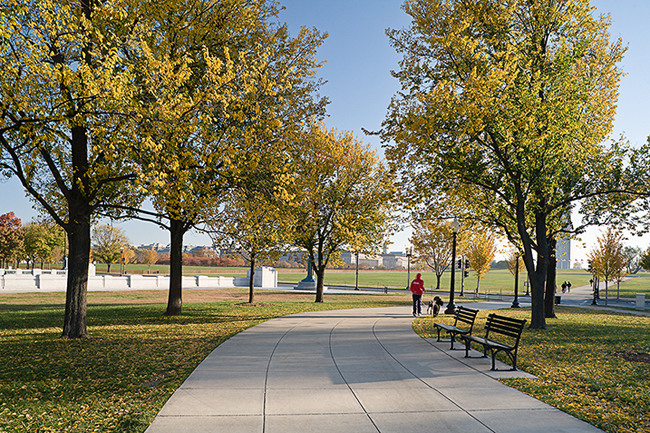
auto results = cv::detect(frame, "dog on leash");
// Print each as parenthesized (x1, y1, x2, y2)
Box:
(427, 296, 444, 316)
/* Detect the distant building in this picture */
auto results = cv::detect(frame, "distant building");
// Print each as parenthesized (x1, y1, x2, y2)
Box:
(358, 254, 381, 268)
(339, 251, 409, 269)
(556, 239, 571, 269)
(381, 253, 409, 269)
(340, 251, 356, 265)
(134, 244, 218, 256)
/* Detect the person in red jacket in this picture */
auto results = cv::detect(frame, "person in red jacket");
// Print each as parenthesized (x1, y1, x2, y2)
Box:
(410, 273, 425, 317)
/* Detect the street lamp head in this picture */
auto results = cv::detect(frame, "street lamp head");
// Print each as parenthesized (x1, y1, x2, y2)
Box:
(450, 217, 460, 234)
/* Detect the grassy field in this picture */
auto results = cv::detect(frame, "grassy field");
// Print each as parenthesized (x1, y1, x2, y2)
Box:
(0, 289, 408, 433)
(93, 263, 251, 276)
(92, 263, 650, 298)
(278, 268, 599, 295)
(604, 272, 650, 298)
(414, 308, 650, 433)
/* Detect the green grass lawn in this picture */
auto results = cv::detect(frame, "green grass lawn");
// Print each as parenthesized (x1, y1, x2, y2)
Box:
(278, 268, 597, 295)
(414, 307, 650, 433)
(607, 272, 650, 298)
(0, 289, 408, 433)
(98, 263, 650, 298)
(95, 263, 250, 276)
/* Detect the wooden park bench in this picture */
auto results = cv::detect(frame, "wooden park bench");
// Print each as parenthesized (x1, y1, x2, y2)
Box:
(433, 306, 479, 350)
(459, 313, 527, 371)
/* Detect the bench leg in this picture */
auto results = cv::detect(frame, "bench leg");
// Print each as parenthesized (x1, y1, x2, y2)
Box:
(509, 351, 518, 371)
(450, 334, 455, 350)
(490, 349, 518, 371)
(463, 340, 470, 358)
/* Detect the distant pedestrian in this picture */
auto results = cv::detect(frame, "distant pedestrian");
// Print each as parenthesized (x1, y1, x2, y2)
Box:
(561, 281, 567, 293)
(567, 281, 571, 292)
(410, 273, 425, 317)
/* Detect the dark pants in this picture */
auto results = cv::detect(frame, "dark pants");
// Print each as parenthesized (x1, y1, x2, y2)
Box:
(412, 294, 423, 315)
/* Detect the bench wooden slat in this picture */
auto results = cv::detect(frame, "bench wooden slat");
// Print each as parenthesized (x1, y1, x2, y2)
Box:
(459, 313, 526, 371)
(433, 306, 479, 350)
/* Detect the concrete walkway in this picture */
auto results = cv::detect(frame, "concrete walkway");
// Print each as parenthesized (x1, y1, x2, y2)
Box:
(145, 304, 602, 433)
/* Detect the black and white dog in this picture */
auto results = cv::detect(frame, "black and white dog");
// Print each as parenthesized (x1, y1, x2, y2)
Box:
(427, 296, 444, 316)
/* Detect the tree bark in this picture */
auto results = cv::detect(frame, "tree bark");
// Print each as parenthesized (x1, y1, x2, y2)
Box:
(545, 237, 557, 318)
(62, 219, 91, 339)
(62, 119, 92, 338)
(315, 251, 325, 303)
(248, 255, 256, 304)
(315, 265, 325, 303)
(529, 212, 549, 329)
(165, 218, 186, 316)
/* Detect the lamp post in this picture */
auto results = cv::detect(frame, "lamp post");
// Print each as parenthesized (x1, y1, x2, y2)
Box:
(445, 218, 460, 314)
(355, 251, 359, 290)
(406, 247, 412, 290)
(511, 255, 520, 308)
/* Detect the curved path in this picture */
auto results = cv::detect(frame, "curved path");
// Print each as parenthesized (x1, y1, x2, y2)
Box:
(146, 305, 602, 433)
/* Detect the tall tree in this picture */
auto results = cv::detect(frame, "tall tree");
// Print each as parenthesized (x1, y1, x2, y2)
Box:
(23, 222, 47, 269)
(143, 247, 159, 274)
(623, 246, 643, 275)
(23, 221, 65, 269)
(639, 247, 650, 272)
(587, 227, 626, 305)
(207, 189, 289, 304)
(91, 224, 130, 273)
(505, 249, 526, 278)
(0, 1, 145, 337)
(121, 0, 328, 315)
(0, 212, 24, 268)
(290, 124, 395, 302)
(466, 232, 497, 294)
(382, 0, 627, 329)
(410, 220, 455, 290)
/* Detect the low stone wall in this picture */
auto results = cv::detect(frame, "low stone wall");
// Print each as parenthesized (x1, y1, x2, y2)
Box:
(0, 267, 277, 291)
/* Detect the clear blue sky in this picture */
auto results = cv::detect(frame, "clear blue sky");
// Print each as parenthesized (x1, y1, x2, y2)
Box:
(1, 0, 649, 259)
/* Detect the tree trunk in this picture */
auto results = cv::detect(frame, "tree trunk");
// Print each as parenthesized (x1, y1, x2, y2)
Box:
(545, 237, 557, 318)
(248, 255, 256, 304)
(62, 219, 91, 339)
(529, 212, 549, 329)
(315, 252, 325, 303)
(315, 266, 325, 303)
(107, 263, 111, 273)
(165, 218, 186, 316)
(62, 120, 92, 339)
(435, 273, 442, 290)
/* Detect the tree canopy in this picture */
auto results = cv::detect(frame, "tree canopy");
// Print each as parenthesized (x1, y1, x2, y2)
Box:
(289, 124, 395, 302)
(587, 227, 626, 304)
(91, 224, 130, 273)
(0, 212, 24, 267)
(121, 0, 328, 315)
(0, 0, 148, 337)
(0, 0, 329, 333)
(411, 220, 455, 290)
(382, 0, 628, 329)
(207, 188, 290, 304)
